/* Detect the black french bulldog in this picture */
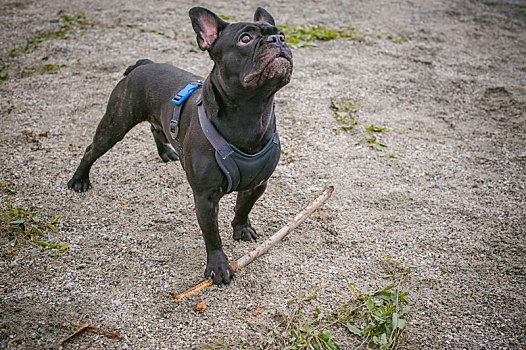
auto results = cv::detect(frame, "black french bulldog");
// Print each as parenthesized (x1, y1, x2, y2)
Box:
(67, 7, 293, 285)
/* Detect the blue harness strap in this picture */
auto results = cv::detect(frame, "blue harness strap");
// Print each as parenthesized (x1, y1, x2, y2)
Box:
(170, 81, 203, 139)
(171, 81, 203, 105)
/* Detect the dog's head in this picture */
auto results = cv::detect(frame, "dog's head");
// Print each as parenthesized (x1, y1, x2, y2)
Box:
(189, 7, 293, 92)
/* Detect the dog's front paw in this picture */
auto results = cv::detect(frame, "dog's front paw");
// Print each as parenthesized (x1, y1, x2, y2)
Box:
(205, 249, 234, 285)
(233, 221, 258, 242)
(67, 177, 91, 192)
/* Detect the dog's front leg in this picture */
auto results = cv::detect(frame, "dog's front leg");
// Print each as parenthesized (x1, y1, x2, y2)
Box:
(231, 182, 267, 241)
(194, 192, 234, 285)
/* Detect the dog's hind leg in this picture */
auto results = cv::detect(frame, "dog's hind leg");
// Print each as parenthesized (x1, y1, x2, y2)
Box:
(150, 123, 179, 162)
(68, 82, 141, 192)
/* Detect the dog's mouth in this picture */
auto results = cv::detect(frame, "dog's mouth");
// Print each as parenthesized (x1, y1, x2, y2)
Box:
(243, 51, 293, 88)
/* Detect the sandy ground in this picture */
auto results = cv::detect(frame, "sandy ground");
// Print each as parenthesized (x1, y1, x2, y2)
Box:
(0, 0, 525, 349)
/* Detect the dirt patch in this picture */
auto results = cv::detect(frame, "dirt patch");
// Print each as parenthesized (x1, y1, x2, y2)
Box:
(0, 0, 524, 349)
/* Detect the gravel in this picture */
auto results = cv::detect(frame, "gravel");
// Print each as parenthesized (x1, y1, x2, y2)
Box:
(0, 0, 525, 349)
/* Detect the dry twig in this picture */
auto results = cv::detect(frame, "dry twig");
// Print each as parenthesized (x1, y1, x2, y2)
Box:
(85, 326, 121, 339)
(56, 324, 91, 347)
(56, 324, 121, 347)
(172, 184, 334, 301)
(318, 208, 338, 235)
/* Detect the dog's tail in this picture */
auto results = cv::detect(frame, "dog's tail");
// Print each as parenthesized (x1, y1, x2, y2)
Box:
(123, 59, 153, 76)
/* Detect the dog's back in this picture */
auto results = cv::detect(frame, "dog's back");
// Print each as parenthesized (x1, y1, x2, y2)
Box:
(123, 59, 154, 76)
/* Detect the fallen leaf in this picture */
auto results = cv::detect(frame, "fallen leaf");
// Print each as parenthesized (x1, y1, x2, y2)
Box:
(195, 301, 207, 313)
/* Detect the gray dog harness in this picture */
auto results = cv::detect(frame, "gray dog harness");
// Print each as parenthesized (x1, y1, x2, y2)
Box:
(170, 84, 281, 193)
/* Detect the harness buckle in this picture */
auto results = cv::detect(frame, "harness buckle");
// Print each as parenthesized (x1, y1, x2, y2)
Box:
(170, 120, 178, 135)
(217, 144, 234, 159)
(171, 80, 203, 105)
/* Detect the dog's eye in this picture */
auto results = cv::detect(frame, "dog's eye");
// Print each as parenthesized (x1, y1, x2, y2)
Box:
(239, 34, 252, 44)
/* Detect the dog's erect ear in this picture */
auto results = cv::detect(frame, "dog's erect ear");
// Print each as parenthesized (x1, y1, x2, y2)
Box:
(189, 7, 229, 51)
(254, 7, 275, 26)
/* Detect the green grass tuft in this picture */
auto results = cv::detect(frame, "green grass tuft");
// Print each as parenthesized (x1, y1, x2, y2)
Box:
(257, 258, 415, 349)
(330, 98, 398, 158)
(278, 24, 364, 48)
(1, 183, 68, 255)
(1, 12, 87, 82)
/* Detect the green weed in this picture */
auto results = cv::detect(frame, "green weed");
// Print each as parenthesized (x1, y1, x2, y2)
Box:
(40, 63, 66, 74)
(203, 341, 250, 349)
(22, 130, 49, 151)
(59, 12, 88, 25)
(10, 12, 88, 58)
(330, 98, 361, 131)
(2, 12, 87, 82)
(278, 24, 364, 48)
(376, 33, 408, 43)
(257, 258, 415, 349)
(271, 292, 340, 350)
(137, 27, 177, 40)
(366, 125, 389, 133)
(330, 98, 397, 158)
(355, 127, 397, 158)
(219, 14, 236, 21)
(21, 63, 67, 76)
(1, 183, 68, 255)
(281, 148, 296, 163)
(1, 61, 9, 85)
(343, 257, 416, 349)
(0, 61, 9, 84)
(20, 66, 37, 75)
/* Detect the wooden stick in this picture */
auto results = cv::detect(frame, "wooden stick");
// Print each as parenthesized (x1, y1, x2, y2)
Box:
(85, 326, 122, 339)
(56, 324, 121, 347)
(233, 184, 334, 271)
(172, 184, 334, 301)
(56, 324, 91, 347)
(171, 279, 214, 300)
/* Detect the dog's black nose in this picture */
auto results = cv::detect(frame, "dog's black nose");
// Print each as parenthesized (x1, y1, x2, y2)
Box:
(266, 34, 285, 46)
